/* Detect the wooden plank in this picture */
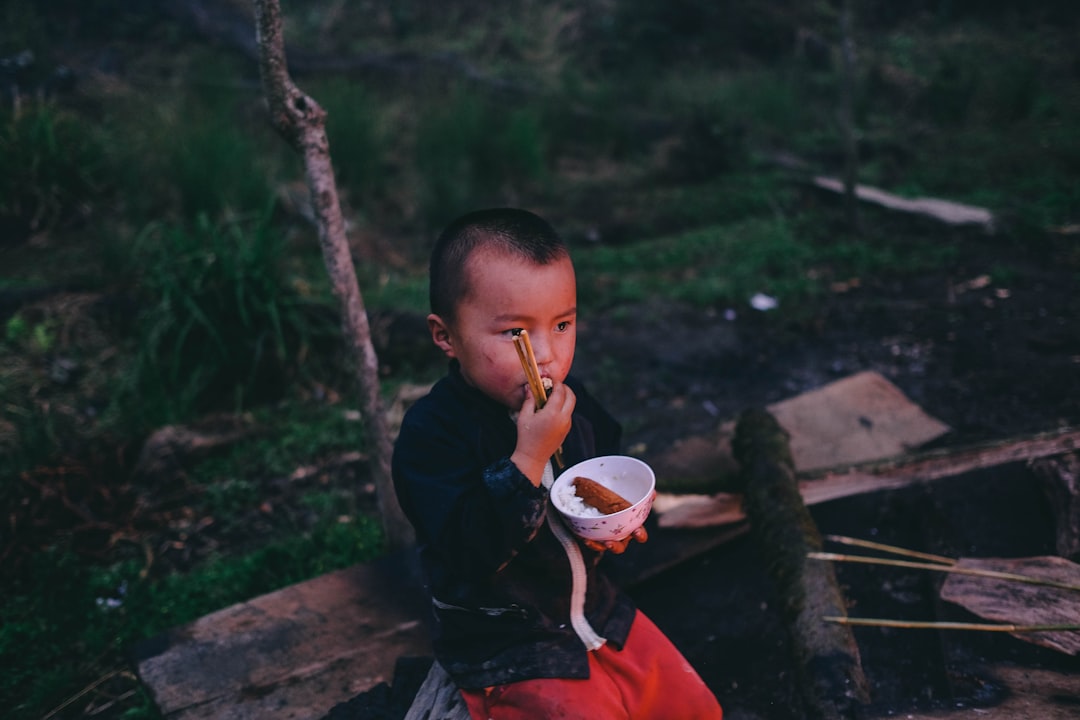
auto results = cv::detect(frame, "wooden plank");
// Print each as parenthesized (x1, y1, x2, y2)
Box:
(811, 175, 995, 231)
(649, 371, 951, 492)
(940, 556, 1080, 655)
(655, 426, 1080, 529)
(761, 370, 952, 473)
(134, 553, 430, 720)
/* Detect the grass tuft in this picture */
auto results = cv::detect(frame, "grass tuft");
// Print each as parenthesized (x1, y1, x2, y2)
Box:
(111, 214, 338, 428)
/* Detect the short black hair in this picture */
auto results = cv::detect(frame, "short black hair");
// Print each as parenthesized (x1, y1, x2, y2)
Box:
(429, 208, 568, 320)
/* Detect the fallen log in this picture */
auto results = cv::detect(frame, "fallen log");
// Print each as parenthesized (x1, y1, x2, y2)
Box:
(733, 407, 870, 719)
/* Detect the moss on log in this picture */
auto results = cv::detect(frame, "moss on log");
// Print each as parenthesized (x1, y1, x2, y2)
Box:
(733, 407, 870, 720)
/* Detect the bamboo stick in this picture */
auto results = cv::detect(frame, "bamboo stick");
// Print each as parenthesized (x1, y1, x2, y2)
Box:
(823, 616, 1080, 633)
(824, 535, 956, 565)
(808, 552, 1080, 593)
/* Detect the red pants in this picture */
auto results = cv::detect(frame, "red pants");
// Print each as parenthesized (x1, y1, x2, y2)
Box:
(459, 611, 723, 720)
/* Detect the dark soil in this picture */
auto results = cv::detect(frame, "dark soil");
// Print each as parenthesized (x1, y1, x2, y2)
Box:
(629, 464, 1080, 719)
(574, 223, 1079, 457)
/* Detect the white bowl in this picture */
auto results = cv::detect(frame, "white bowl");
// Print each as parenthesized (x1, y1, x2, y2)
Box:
(550, 455, 656, 542)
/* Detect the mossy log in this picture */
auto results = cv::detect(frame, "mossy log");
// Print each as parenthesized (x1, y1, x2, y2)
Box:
(733, 407, 870, 720)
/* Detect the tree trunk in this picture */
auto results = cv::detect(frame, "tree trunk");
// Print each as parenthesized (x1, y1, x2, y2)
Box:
(252, 0, 413, 551)
(839, 0, 859, 232)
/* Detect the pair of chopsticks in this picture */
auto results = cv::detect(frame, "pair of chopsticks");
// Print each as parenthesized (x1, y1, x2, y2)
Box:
(512, 330, 565, 469)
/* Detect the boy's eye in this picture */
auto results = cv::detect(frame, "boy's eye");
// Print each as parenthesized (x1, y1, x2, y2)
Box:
(508, 328, 524, 337)
(556, 321, 571, 332)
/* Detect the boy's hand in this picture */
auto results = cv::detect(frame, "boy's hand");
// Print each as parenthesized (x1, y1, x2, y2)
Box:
(583, 525, 649, 555)
(511, 381, 575, 486)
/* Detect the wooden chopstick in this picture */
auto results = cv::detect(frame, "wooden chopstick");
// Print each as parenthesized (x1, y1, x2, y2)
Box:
(513, 334, 548, 407)
(513, 331, 565, 469)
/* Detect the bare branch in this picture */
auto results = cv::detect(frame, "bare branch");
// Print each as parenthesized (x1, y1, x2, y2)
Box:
(252, 0, 413, 551)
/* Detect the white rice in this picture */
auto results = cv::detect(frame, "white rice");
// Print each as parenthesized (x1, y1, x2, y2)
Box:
(553, 480, 604, 518)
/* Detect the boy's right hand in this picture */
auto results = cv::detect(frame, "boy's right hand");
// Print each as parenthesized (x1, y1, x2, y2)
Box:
(510, 381, 575, 487)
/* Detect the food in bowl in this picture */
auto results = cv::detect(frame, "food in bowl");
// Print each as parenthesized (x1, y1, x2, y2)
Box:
(569, 476, 632, 514)
(550, 455, 655, 542)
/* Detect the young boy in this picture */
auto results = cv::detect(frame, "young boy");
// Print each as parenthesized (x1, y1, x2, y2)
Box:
(392, 208, 723, 719)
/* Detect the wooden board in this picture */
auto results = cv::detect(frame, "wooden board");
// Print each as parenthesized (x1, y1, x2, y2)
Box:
(654, 426, 1080, 529)
(134, 553, 431, 720)
(648, 370, 951, 491)
(760, 370, 951, 472)
(940, 555, 1080, 655)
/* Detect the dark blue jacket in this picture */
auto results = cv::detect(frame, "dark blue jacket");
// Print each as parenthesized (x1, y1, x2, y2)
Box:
(392, 362, 636, 689)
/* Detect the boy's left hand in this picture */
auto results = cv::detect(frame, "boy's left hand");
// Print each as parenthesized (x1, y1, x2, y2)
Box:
(583, 524, 649, 555)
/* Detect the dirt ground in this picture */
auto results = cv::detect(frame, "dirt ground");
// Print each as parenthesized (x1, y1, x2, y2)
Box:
(567, 216, 1080, 719)
(574, 221, 1079, 458)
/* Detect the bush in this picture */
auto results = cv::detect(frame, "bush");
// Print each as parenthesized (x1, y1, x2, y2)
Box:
(115, 214, 337, 427)
(0, 100, 105, 242)
(414, 87, 548, 228)
(318, 78, 384, 198)
(105, 57, 282, 224)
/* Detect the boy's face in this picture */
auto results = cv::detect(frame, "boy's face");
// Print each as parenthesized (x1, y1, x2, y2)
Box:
(428, 247, 577, 410)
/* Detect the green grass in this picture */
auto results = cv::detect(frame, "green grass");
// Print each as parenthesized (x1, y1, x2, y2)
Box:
(2, 395, 382, 720)
(2, 517, 384, 720)
(198, 400, 369, 480)
(0, 99, 106, 240)
(317, 78, 385, 202)
(110, 214, 339, 428)
(413, 85, 550, 227)
(99, 54, 289, 225)
(575, 216, 818, 312)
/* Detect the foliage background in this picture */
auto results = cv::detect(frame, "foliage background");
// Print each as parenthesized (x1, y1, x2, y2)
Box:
(1, 1, 1078, 718)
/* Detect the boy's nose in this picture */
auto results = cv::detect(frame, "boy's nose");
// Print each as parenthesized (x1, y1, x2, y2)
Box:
(529, 332, 555, 367)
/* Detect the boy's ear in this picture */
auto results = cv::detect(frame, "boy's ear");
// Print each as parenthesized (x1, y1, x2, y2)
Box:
(427, 314, 456, 358)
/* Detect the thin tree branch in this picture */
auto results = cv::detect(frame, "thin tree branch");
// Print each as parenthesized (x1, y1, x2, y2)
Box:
(252, 0, 413, 551)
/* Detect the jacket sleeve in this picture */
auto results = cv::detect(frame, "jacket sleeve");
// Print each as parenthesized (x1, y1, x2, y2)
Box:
(393, 404, 549, 581)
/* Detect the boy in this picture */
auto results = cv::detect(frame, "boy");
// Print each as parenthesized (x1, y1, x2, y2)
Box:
(392, 208, 723, 719)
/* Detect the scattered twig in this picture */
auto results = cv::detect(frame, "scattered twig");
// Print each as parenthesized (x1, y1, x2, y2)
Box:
(87, 689, 137, 716)
(824, 616, 1080, 633)
(42, 670, 136, 720)
(808, 552, 1080, 593)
